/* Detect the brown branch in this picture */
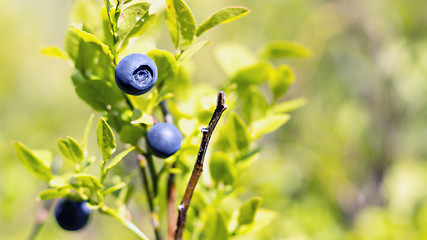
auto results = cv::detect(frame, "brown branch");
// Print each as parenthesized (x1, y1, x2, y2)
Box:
(167, 171, 177, 240)
(174, 91, 227, 240)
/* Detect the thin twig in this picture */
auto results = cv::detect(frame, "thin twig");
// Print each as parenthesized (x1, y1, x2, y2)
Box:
(28, 200, 54, 240)
(137, 154, 162, 240)
(167, 170, 177, 240)
(99, 206, 150, 240)
(124, 95, 161, 239)
(160, 100, 178, 240)
(160, 101, 173, 124)
(174, 91, 227, 240)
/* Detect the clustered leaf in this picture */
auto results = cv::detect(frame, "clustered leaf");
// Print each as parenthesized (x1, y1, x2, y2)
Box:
(13, 0, 311, 239)
(115, 2, 156, 50)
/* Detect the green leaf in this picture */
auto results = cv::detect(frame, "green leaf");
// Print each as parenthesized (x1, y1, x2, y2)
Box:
(229, 113, 250, 150)
(238, 197, 263, 226)
(260, 41, 310, 59)
(240, 86, 269, 123)
(209, 152, 235, 186)
(244, 209, 277, 233)
(32, 150, 53, 169)
(250, 114, 290, 139)
(116, 2, 156, 50)
(154, 92, 174, 107)
(103, 0, 113, 14)
(177, 40, 210, 65)
(72, 0, 104, 38)
(49, 175, 73, 188)
(165, 0, 196, 50)
(102, 182, 127, 195)
(64, 28, 81, 62)
(97, 118, 117, 161)
(119, 124, 145, 145)
(58, 137, 85, 164)
(204, 208, 229, 240)
(40, 46, 68, 59)
(196, 7, 250, 37)
(231, 62, 272, 85)
(70, 174, 103, 191)
(102, 6, 115, 50)
(105, 146, 135, 170)
(147, 49, 178, 89)
(131, 109, 154, 125)
(81, 156, 96, 172)
(214, 43, 257, 76)
(81, 113, 95, 152)
(71, 28, 114, 60)
(13, 142, 53, 182)
(74, 79, 123, 112)
(37, 187, 73, 201)
(269, 65, 295, 101)
(270, 97, 307, 114)
(236, 147, 261, 163)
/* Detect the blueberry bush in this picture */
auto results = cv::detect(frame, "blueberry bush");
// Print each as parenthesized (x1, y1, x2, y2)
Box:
(12, 0, 307, 239)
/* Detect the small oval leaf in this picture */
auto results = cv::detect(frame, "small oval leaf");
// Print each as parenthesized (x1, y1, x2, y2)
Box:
(229, 113, 250, 150)
(238, 197, 263, 226)
(269, 65, 295, 101)
(40, 46, 68, 59)
(70, 174, 103, 191)
(165, 0, 196, 50)
(13, 142, 53, 182)
(204, 208, 229, 240)
(250, 114, 290, 139)
(196, 7, 250, 37)
(147, 50, 178, 89)
(58, 137, 85, 164)
(231, 62, 272, 85)
(97, 118, 117, 161)
(72, 28, 114, 60)
(260, 41, 310, 59)
(106, 146, 135, 171)
(116, 2, 156, 51)
(209, 152, 235, 186)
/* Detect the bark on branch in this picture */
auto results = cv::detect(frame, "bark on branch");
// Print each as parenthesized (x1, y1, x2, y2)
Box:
(174, 91, 227, 240)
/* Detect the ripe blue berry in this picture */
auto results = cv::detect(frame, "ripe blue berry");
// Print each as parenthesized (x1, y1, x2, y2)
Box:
(147, 123, 183, 158)
(115, 53, 158, 95)
(55, 198, 91, 231)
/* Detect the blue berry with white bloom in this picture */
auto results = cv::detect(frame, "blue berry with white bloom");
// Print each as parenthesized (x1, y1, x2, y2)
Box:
(115, 53, 158, 95)
(147, 123, 183, 158)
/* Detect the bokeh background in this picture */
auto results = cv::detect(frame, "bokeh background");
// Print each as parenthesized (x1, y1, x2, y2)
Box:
(1, 0, 427, 239)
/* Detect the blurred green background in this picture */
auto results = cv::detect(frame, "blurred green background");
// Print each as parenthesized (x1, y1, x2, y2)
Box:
(2, 0, 427, 239)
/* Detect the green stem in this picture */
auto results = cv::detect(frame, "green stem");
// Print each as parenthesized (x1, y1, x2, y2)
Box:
(145, 150, 158, 196)
(28, 201, 53, 240)
(100, 160, 107, 184)
(138, 154, 162, 240)
(100, 206, 150, 240)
